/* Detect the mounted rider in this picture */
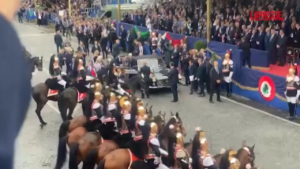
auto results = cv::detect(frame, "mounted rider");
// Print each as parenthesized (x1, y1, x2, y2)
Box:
(74, 58, 89, 92)
(169, 129, 190, 168)
(194, 127, 215, 169)
(119, 99, 131, 134)
(46, 55, 67, 96)
(145, 122, 169, 169)
(90, 91, 103, 120)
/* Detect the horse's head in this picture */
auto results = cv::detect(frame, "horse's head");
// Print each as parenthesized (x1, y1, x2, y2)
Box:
(219, 149, 238, 169)
(170, 111, 186, 136)
(237, 141, 255, 168)
(32, 56, 43, 71)
(152, 111, 166, 133)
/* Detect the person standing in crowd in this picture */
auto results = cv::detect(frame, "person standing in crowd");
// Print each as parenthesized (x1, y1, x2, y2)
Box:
(172, 44, 180, 67)
(120, 25, 127, 52)
(285, 68, 300, 120)
(54, 30, 63, 53)
(112, 39, 120, 58)
(109, 23, 117, 52)
(91, 41, 101, 58)
(139, 61, 151, 99)
(188, 59, 197, 94)
(269, 28, 278, 64)
(100, 32, 108, 59)
(0, 0, 32, 168)
(277, 29, 288, 66)
(238, 37, 251, 68)
(133, 40, 139, 56)
(222, 52, 234, 97)
(197, 57, 206, 97)
(209, 60, 222, 103)
(77, 41, 88, 66)
(168, 62, 179, 102)
(17, 8, 23, 23)
(126, 30, 134, 53)
(57, 49, 65, 68)
(182, 53, 190, 86)
(165, 40, 173, 67)
(82, 31, 90, 55)
(65, 48, 73, 75)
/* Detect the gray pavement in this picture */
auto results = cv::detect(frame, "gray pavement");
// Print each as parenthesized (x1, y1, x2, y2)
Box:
(14, 21, 300, 169)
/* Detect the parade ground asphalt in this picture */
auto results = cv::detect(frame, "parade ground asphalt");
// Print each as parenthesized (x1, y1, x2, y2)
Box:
(14, 21, 300, 169)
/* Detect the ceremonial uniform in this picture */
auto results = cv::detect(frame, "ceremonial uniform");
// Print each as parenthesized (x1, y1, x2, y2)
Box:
(145, 122, 169, 169)
(196, 129, 216, 169)
(172, 132, 190, 168)
(285, 68, 300, 120)
(222, 58, 233, 97)
(120, 100, 131, 134)
(91, 91, 103, 119)
(74, 59, 89, 93)
(47, 55, 66, 90)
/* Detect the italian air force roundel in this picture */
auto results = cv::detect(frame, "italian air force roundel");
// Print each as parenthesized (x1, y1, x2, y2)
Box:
(258, 76, 276, 101)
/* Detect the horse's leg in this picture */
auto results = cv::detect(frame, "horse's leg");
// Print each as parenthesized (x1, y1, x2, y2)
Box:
(35, 97, 48, 128)
(67, 103, 76, 120)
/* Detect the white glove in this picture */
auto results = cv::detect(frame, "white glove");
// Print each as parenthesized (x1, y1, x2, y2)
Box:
(154, 157, 161, 165)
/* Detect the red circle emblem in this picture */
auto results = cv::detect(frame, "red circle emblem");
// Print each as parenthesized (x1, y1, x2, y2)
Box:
(258, 76, 276, 101)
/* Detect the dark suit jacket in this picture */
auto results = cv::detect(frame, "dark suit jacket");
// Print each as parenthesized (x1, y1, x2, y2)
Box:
(257, 31, 265, 50)
(54, 34, 63, 45)
(57, 53, 65, 66)
(269, 34, 278, 52)
(100, 37, 108, 47)
(126, 33, 134, 42)
(140, 65, 151, 80)
(91, 45, 101, 54)
(168, 67, 179, 86)
(112, 43, 120, 57)
(188, 64, 197, 77)
(238, 41, 251, 58)
(77, 46, 88, 53)
(196, 63, 206, 80)
(277, 35, 287, 50)
(209, 67, 222, 83)
(113, 57, 122, 66)
(120, 29, 127, 39)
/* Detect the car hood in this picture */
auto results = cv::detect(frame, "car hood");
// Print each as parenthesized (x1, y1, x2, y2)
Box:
(152, 67, 169, 80)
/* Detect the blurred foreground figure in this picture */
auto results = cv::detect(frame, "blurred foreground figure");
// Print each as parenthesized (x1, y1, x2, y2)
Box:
(0, 0, 31, 168)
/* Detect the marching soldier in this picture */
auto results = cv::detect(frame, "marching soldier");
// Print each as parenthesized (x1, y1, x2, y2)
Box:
(48, 55, 66, 90)
(222, 52, 234, 97)
(145, 122, 169, 169)
(285, 68, 300, 120)
(121, 100, 131, 132)
(140, 61, 151, 99)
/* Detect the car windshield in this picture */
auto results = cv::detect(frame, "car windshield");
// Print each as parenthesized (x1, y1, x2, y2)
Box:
(137, 57, 166, 72)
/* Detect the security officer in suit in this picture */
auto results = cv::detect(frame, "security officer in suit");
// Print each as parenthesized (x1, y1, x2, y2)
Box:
(139, 61, 151, 99)
(112, 39, 120, 58)
(168, 62, 179, 102)
(238, 37, 251, 68)
(188, 59, 197, 94)
(126, 30, 134, 53)
(209, 60, 222, 103)
(196, 57, 206, 97)
(133, 40, 140, 56)
(120, 25, 127, 52)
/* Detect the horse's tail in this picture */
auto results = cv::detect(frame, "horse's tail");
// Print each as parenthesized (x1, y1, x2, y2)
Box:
(57, 92, 68, 121)
(54, 136, 68, 169)
(69, 142, 80, 169)
(82, 147, 99, 169)
(58, 120, 70, 138)
(97, 159, 105, 169)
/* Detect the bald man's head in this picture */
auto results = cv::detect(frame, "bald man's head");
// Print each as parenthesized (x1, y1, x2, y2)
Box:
(143, 61, 147, 65)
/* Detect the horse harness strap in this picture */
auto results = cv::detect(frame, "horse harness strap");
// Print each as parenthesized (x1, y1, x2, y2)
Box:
(243, 147, 254, 161)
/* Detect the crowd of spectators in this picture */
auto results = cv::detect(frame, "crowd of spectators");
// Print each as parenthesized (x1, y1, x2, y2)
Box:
(122, 0, 300, 54)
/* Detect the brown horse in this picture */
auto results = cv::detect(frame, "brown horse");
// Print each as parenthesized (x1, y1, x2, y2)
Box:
(236, 141, 255, 169)
(68, 131, 103, 169)
(96, 120, 151, 169)
(147, 110, 166, 134)
(32, 74, 71, 128)
(55, 126, 88, 169)
(58, 115, 89, 138)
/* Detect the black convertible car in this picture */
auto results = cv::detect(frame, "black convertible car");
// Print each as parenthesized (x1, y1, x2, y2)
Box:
(123, 54, 171, 89)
